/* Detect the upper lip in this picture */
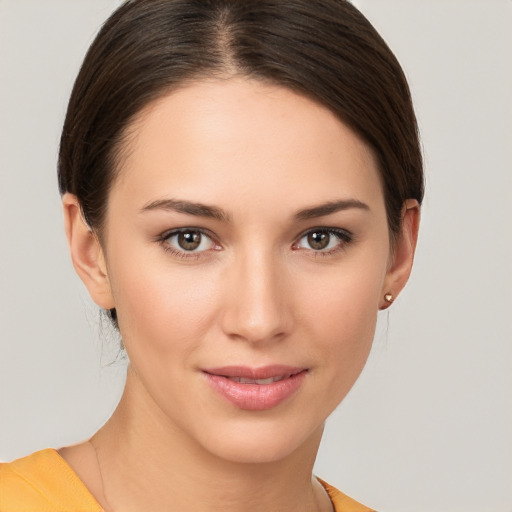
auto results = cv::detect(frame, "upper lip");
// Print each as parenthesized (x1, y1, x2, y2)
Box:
(202, 365, 306, 380)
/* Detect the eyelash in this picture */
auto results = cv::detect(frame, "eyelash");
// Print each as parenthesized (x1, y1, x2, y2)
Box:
(292, 227, 354, 257)
(156, 228, 219, 259)
(155, 227, 354, 259)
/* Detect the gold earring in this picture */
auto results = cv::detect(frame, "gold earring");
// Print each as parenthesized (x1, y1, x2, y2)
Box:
(384, 293, 394, 303)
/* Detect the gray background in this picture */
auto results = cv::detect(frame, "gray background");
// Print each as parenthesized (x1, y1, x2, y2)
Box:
(1, 1, 511, 511)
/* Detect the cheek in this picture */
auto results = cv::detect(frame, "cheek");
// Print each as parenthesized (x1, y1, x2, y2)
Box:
(297, 253, 387, 389)
(312, 279, 378, 363)
(107, 251, 221, 360)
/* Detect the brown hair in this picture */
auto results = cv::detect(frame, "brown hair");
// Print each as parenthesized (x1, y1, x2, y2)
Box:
(58, 0, 423, 239)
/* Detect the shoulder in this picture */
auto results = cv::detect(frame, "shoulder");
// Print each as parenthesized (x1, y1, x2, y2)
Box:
(0, 449, 102, 512)
(318, 477, 375, 512)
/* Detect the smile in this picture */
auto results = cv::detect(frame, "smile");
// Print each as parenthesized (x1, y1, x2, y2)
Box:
(226, 375, 289, 384)
(202, 366, 308, 411)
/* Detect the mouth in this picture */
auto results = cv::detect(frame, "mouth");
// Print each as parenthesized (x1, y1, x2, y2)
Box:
(222, 374, 293, 384)
(202, 365, 308, 411)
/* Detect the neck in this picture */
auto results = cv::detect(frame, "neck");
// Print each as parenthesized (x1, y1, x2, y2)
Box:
(90, 366, 330, 512)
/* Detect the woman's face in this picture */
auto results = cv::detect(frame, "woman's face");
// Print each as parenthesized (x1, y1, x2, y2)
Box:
(84, 78, 407, 463)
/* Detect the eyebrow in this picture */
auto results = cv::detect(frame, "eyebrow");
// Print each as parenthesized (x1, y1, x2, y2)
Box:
(140, 198, 231, 222)
(293, 199, 370, 220)
(140, 197, 369, 222)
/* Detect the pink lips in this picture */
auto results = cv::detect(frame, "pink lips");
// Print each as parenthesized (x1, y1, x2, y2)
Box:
(202, 365, 307, 411)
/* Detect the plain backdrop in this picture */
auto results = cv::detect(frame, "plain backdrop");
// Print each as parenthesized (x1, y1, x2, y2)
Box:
(0, 1, 511, 511)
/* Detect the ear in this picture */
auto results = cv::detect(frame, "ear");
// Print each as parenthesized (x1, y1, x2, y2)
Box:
(62, 193, 115, 310)
(380, 199, 420, 309)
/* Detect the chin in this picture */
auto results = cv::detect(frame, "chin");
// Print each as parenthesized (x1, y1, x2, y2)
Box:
(193, 417, 324, 465)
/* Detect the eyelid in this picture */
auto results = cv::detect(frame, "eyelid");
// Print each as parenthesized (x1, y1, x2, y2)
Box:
(158, 226, 216, 240)
(292, 226, 354, 254)
(156, 227, 221, 257)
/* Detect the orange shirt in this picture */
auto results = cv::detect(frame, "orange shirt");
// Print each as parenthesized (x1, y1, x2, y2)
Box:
(0, 449, 374, 512)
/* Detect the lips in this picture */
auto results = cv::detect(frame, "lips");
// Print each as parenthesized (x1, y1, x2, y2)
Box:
(226, 375, 288, 384)
(202, 365, 307, 411)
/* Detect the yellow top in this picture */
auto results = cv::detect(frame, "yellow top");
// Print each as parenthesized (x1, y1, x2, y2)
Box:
(0, 449, 374, 512)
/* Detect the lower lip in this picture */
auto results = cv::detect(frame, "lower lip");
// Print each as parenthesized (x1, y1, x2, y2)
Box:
(203, 371, 307, 411)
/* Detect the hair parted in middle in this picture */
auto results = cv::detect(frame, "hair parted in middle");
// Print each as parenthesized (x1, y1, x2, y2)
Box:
(59, 0, 423, 241)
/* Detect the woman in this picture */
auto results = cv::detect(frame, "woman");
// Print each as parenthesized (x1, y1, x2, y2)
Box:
(0, 1, 422, 511)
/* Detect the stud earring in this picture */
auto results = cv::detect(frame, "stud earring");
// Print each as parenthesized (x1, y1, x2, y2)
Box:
(384, 293, 394, 303)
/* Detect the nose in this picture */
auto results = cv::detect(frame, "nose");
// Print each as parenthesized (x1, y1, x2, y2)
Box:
(220, 249, 292, 344)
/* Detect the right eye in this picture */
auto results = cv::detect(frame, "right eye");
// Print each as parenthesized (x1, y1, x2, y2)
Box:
(161, 229, 219, 255)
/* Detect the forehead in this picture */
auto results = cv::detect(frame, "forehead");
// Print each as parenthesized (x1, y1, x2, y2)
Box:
(111, 78, 384, 216)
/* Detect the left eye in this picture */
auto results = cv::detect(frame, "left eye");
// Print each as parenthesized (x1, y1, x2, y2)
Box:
(295, 229, 350, 252)
(164, 229, 216, 252)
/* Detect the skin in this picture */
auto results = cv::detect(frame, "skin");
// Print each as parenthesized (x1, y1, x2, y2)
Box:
(60, 78, 419, 512)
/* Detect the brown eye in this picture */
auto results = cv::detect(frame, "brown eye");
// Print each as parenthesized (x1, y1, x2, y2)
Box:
(163, 229, 216, 254)
(178, 231, 202, 251)
(294, 228, 353, 254)
(307, 231, 330, 250)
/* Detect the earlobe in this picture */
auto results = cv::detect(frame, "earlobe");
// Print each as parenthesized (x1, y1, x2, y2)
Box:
(380, 199, 420, 310)
(62, 193, 115, 310)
